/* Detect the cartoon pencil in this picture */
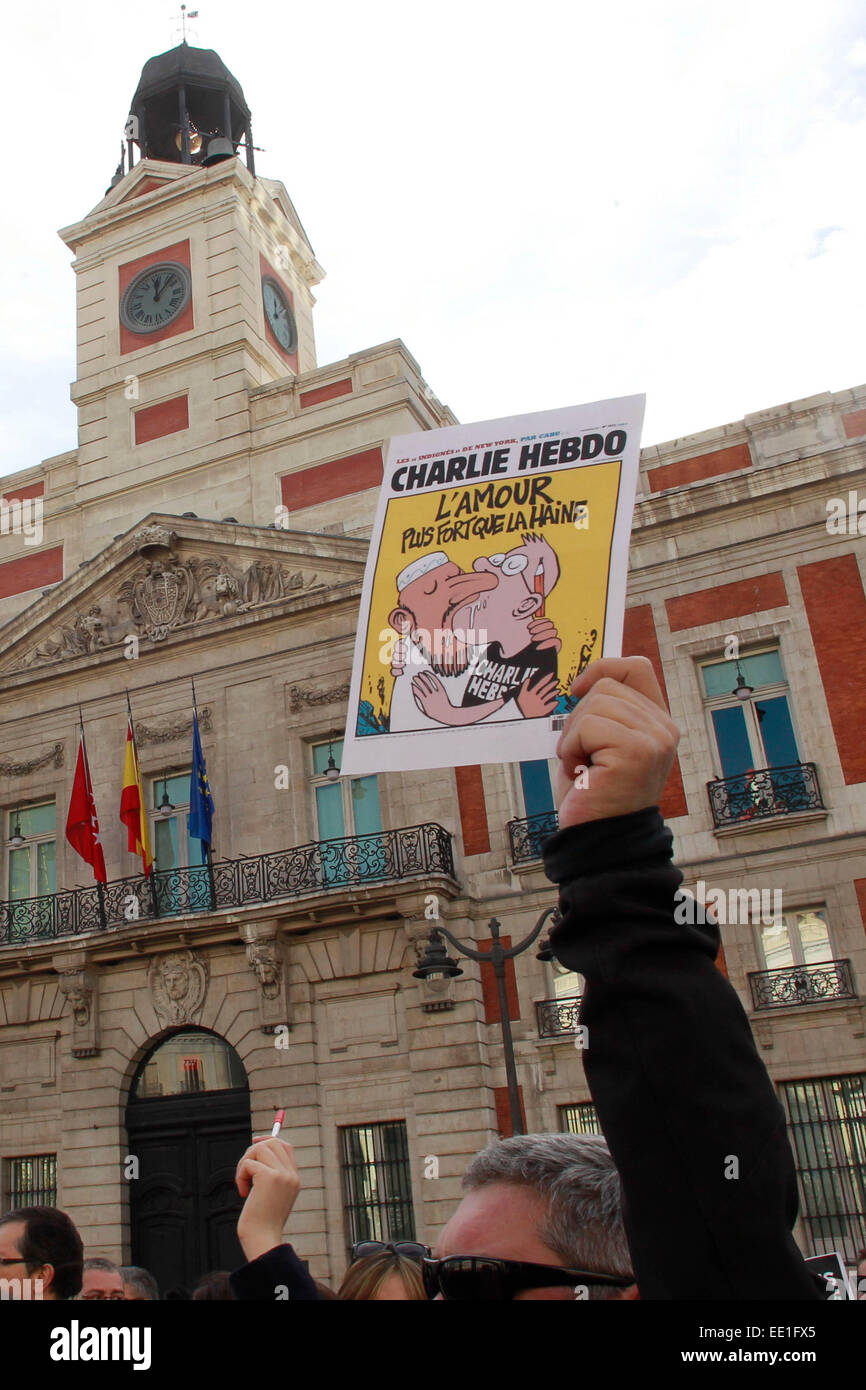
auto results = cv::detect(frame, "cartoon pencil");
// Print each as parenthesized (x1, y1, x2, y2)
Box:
(534, 562, 545, 617)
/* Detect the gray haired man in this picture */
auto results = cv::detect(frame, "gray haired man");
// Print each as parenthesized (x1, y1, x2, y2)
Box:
(121, 1265, 159, 1301)
(429, 1132, 636, 1301)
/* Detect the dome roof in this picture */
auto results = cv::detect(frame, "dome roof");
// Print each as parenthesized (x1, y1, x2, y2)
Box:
(131, 42, 250, 116)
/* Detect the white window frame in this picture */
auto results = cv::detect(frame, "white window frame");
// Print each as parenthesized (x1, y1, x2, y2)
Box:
(755, 904, 835, 972)
(6, 801, 56, 900)
(699, 644, 802, 778)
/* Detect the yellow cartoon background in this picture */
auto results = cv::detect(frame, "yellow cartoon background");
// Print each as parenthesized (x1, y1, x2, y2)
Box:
(355, 460, 623, 732)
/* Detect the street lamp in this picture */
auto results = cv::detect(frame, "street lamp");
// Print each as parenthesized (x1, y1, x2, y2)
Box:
(325, 738, 340, 782)
(413, 904, 561, 1137)
(732, 661, 754, 701)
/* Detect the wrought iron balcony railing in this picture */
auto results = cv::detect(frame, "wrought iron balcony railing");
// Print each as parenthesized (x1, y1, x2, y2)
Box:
(0, 823, 455, 948)
(749, 959, 856, 1010)
(536, 995, 582, 1037)
(508, 811, 560, 865)
(707, 763, 824, 829)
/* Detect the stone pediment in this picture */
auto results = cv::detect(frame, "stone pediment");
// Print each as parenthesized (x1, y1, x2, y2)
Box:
(0, 515, 367, 680)
(76, 160, 190, 223)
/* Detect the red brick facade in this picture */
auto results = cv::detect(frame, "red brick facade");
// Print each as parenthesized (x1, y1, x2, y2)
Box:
(623, 605, 688, 818)
(280, 447, 384, 512)
(842, 409, 866, 439)
(0, 480, 44, 503)
(798, 554, 866, 785)
(478, 935, 520, 1023)
(299, 379, 353, 409)
(133, 395, 189, 445)
(494, 1085, 527, 1138)
(647, 442, 752, 493)
(455, 765, 490, 855)
(0, 546, 63, 600)
(666, 572, 788, 632)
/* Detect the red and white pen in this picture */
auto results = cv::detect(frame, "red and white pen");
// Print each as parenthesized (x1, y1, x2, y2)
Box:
(271, 1108, 286, 1138)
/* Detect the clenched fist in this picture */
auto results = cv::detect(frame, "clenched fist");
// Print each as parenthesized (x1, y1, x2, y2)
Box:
(554, 657, 680, 828)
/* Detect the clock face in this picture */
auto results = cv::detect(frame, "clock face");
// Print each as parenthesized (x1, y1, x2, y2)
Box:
(120, 262, 192, 334)
(262, 276, 298, 354)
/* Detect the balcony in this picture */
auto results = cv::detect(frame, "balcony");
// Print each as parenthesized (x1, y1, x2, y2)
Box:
(748, 960, 856, 1010)
(508, 811, 560, 866)
(0, 823, 455, 947)
(707, 763, 824, 829)
(536, 995, 582, 1037)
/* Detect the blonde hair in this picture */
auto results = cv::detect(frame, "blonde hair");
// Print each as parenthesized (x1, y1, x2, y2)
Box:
(338, 1252, 426, 1301)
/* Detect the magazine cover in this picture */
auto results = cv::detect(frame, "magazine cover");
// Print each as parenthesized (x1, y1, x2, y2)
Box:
(340, 394, 645, 774)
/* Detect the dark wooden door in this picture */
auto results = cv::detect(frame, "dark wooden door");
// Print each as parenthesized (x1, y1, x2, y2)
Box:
(126, 1088, 251, 1295)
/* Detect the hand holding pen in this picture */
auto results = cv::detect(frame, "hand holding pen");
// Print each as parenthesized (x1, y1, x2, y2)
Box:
(235, 1108, 300, 1262)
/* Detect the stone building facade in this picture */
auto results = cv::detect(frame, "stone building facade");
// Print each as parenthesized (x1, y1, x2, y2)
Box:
(0, 41, 864, 1290)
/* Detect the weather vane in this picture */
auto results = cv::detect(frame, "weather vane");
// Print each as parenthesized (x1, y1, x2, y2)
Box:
(175, 4, 200, 43)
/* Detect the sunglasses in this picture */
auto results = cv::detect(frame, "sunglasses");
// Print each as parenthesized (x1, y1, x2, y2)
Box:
(351, 1240, 430, 1261)
(422, 1256, 633, 1300)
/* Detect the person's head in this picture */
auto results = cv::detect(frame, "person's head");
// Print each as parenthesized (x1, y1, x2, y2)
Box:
(338, 1251, 426, 1300)
(80, 1256, 125, 1301)
(389, 553, 497, 676)
(120, 1265, 159, 1301)
(0, 1206, 84, 1300)
(191, 1270, 235, 1300)
(432, 1133, 636, 1301)
(471, 544, 547, 658)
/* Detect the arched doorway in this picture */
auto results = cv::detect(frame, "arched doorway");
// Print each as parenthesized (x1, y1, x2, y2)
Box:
(125, 1028, 252, 1296)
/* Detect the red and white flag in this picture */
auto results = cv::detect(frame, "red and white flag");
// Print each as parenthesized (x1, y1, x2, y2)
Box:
(65, 734, 107, 884)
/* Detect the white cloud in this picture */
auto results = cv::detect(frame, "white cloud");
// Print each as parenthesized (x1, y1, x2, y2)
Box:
(0, 0, 864, 475)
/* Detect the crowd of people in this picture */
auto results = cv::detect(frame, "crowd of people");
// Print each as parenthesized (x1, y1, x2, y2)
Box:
(1, 659, 863, 1301)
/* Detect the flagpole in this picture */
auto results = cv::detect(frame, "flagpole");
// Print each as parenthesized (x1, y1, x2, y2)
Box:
(78, 707, 107, 931)
(126, 690, 160, 920)
(191, 677, 216, 911)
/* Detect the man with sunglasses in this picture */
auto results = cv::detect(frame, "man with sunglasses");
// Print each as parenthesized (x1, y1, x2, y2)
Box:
(0, 1205, 83, 1300)
(424, 1132, 636, 1300)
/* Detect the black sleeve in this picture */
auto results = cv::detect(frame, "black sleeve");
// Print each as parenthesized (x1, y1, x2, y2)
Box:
(543, 807, 823, 1301)
(229, 1244, 321, 1301)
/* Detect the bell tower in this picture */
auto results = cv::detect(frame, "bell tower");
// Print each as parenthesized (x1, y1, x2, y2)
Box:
(58, 41, 324, 533)
(123, 40, 256, 175)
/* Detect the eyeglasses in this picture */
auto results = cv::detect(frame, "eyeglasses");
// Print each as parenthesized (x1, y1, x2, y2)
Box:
(351, 1241, 430, 1262)
(80, 1291, 126, 1300)
(422, 1255, 633, 1300)
(0, 1257, 29, 1267)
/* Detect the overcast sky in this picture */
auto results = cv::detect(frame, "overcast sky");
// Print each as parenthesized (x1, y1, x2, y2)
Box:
(1, 0, 863, 478)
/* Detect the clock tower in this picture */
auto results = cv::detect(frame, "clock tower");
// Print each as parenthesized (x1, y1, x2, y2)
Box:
(58, 41, 324, 554)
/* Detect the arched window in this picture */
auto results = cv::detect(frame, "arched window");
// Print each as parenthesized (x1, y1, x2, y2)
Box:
(131, 1029, 247, 1100)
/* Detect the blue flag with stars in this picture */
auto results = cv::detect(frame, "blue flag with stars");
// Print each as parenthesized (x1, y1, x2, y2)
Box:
(188, 711, 214, 860)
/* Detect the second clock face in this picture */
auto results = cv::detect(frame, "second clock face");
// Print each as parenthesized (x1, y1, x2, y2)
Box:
(120, 262, 192, 334)
(262, 276, 298, 355)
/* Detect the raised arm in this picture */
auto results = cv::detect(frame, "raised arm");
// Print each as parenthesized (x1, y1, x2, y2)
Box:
(543, 657, 821, 1300)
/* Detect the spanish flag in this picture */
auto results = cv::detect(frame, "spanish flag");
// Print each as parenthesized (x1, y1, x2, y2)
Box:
(120, 718, 153, 877)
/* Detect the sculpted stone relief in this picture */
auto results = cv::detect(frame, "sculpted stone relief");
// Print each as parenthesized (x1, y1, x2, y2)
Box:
(0, 743, 64, 776)
(11, 552, 318, 669)
(246, 940, 283, 999)
(149, 949, 208, 1026)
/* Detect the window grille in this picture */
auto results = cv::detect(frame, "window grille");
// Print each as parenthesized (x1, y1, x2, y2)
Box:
(339, 1121, 415, 1248)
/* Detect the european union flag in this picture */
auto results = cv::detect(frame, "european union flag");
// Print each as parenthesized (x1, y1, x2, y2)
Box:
(188, 712, 214, 861)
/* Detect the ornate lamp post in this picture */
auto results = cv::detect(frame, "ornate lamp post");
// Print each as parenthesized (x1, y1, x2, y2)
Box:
(413, 905, 560, 1137)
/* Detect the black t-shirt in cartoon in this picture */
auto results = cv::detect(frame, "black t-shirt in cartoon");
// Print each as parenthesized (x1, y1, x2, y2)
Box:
(461, 640, 558, 708)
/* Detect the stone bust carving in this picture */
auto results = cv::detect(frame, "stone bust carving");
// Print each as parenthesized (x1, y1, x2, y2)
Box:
(149, 949, 208, 1024)
(247, 942, 282, 999)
